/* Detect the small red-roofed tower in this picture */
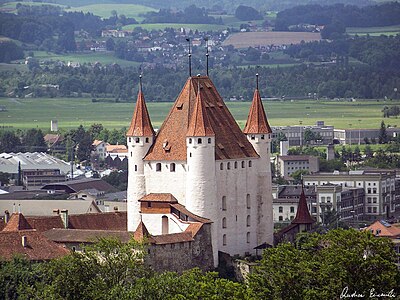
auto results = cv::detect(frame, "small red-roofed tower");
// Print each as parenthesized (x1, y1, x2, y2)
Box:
(186, 76, 218, 265)
(126, 76, 155, 232)
(292, 184, 315, 232)
(243, 73, 273, 246)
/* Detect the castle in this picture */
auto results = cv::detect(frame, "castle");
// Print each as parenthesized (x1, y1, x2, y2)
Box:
(127, 75, 273, 268)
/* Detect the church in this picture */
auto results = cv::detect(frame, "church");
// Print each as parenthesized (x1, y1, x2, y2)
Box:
(126, 74, 273, 268)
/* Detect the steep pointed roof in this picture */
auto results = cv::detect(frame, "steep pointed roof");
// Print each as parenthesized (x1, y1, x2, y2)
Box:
(243, 89, 272, 134)
(186, 83, 215, 137)
(292, 186, 314, 224)
(126, 90, 155, 137)
(3, 213, 33, 232)
(144, 76, 258, 161)
(133, 220, 151, 241)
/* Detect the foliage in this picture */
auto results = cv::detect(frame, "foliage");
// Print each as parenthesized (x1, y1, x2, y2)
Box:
(0, 131, 22, 153)
(21, 128, 47, 152)
(378, 120, 388, 144)
(319, 158, 347, 172)
(234, 5, 262, 21)
(247, 229, 399, 299)
(102, 170, 128, 191)
(0, 40, 24, 63)
(382, 105, 400, 118)
(290, 169, 309, 184)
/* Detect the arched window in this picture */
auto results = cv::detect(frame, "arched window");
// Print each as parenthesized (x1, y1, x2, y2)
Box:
(261, 134, 265, 140)
(249, 161, 252, 167)
(251, 135, 255, 140)
(246, 215, 250, 227)
(246, 232, 250, 243)
(170, 163, 176, 172)
(241, 161, 245, 168)
(198, 138, 202, 144)
(208, 138, 211, 144)
(227, 162, 231, 170)
(134, 165, 137, 172)
(223, 234, 227, 246)
(130, 152, 132, 157)
(246, 194, 250, 209)
(220, 163, 223, 170)
(145, 137, 149, 143)
(162, 216, 168, 234)
(234, 161, 237, 169)
(222, 217, 227, 228)
(135, 137, 140, 143)
(222, 196, 227, 211)
(156, 163, 161, 172)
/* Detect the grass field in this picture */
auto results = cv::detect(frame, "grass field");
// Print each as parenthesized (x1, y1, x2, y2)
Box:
(0, 1, 65, 13)
(123, 23, 228, 31)
(0, 97, 399, 131)
(347, 25, 400, 36)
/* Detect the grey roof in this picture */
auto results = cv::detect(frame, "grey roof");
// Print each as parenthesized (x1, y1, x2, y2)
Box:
(0, 152, 72, 174)
(0, 200, 101, 216)
(104, 191, 127, 201)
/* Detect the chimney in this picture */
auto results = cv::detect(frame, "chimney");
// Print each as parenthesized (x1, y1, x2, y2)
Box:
(60, 209, 68, 229)
(4, 210, 10, 223)
(22, 236, 27, 247)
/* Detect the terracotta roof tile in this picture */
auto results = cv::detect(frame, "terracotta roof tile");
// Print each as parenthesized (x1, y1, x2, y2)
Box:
(144, 76, 258, 161)
(133, 221, 151, 241)
(186, 83, 215, 137)
(364, 221, 400, 238)
(26, 216, 64, 232)
(243, 89, 272, 134)
(106, 145, 127, 152)
(185, 222, 204, 237)
(68, 212, 127, 231)
(139, 193, 178, 203)
(44, 229, 132, 243)
(126, 90, 155, 137)
(3, 213, 33, 232)
(291, 186, 314, 224)
(170, 203, 212, 224)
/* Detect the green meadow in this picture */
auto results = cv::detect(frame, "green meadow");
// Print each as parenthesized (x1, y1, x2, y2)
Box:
(0, 97, 399, 131)
(347, 25, 400, 36)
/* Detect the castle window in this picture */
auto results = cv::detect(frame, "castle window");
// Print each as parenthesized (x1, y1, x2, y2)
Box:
(128, 137, 131, 143)
(249, 161, 252, 167)
(198, 138, 202, 144)
(261, 135, 265, 140)
(223, 234, 227, 246)
(246, 232, 250, 243)
(162, 216, 168, 234)
(246, 194, 250, 209)
(135, 137, 140, 143)
(170, 163, 176, 172)
(222, 217, 227, 228)
(222, 196, 227, 211)
(130, 152, 132, 157)
(135, 165, 137, 172)
(147, 202, 151, 208)
(156, 163, 161, 172)
(208, 138, 211, 144)
(251, 135, 255, 140)
(189, 152, 192, 158)
(246, 215, 250, 227)
(234, 161, 237, 169)
(227, 162, 231, 170)
(241, 161, 245, 168)
(220, 163, 223, 170)
(279, 206, 283, 213)
(189, 138, 192, 144)
(145, 137, 149, 143)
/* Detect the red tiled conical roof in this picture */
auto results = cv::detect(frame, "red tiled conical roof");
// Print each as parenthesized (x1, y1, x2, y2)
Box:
(186, 83, 215, 137)
(243, 89, 272, 134)
(133, 220, 150, 241)
(126, 90, 155, 137)
(144, 76, 258, 161)
(292, 186, 314, 224)
(3, 213, 33, 232)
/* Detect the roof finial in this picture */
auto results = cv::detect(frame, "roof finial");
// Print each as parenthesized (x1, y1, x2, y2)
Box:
(139, 74, 143, 93)
(204, 37, 209, 76)
(186, 38, 192, 77)
(256, 73, 259, 90)
(197, 74, 201, 93)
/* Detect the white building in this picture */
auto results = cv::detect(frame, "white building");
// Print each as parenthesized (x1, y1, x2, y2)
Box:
(126, 75, 274, 267)
(277, 155, 319, 179)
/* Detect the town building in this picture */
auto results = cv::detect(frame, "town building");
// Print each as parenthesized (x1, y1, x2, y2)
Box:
(276, 155, 319, 180)
(334, 127, 400, 145)
(126, 75, 274, 268)
(22, 169, 66, 189)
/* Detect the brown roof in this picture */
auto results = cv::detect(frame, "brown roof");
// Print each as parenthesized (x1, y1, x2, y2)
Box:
(26, 215, 64, 232)
(279, 155, 314, 161)
(364, 221, 400, 238)
(150, 232, 193, 244)
(44, 229, 132, 243)
(291, 186, 314, 224)
(139, 193, 178, 203)
(0, 230, 69, 261)
(126, 90, 155, 137)
(185, 222, 204, 237)
(106, 145, 127, 152)
(3, 213, 33, 232)
(68, 211, 127, 231)
(186, 83, 215, 137)
(243, 89, 272, 134)
(171, 203, 212, 224)
(144, 76, 259, 161)
(92, 139, 105, 147)
(133, 221, 151, 241)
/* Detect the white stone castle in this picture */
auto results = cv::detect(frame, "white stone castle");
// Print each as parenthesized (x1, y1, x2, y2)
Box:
(127, 75, 273, 267)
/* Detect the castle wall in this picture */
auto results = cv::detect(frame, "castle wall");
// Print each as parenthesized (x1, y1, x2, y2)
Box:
(142, 213, 190, 235)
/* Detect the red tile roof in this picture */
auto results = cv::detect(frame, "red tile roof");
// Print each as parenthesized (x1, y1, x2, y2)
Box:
(139, 193, 178, 203)
(3, 213, 33, 232)
(44, 229, 132, 243)
(186, 83, 215, 137)
(68, 211, 127, 231)
(243, 89, 272, 134)
(26, 216, 64, 232)
(0, 230, 69, 261)
(364, 220, 400, 238)
(126, 90, 155, 137)
(185, 222, 204, 237)
(144, 76, 259, 161)
(133, 221, 151, 241)
(291, 186, 314, 224)
(170, 203, 212, 224)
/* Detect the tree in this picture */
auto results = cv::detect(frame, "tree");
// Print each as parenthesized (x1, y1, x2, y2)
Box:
(364, 145, 373, 158)
(21, 129, 46, 152)
(235, 5, 263, 21)
(76, 131, 93, 163)
(0, 131, 22, 152)
(0, 172, 10, 186)
(247, 229, 399, 299)
(378, 120, 388, 144)
(291, 169, 309, 184)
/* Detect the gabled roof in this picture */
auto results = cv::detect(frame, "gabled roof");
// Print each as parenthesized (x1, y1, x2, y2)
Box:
(68, 211, 127, 231)
(133, 221, 151, 241)
(186, 83, 215, 137)
(139, 193, 178, 203)
(291, 186, 314, 224)
(144, 76, 258, 161)
(243, 89, 272, 134)
(364, 220, 400, 238)
(126, 90, 155, 137)
(3, 213, 33, 232)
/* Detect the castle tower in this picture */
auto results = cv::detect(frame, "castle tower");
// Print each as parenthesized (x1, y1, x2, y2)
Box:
(243, 74, 274, 245)
(292, 185, 315, 232)
(126, 77, 155, 232)
(185, 78, 218, 264)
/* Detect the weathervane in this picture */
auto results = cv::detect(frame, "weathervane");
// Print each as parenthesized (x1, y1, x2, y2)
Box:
(204, 37, 209, 76)
(186, 38, 192, 77)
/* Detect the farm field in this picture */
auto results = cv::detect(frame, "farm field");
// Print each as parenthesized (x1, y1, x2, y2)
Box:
(0, 97, 398, 131)
(0, 1, 65, 13)
(222, 32, 322, 49)
(346, 25, 400, 36)
(123, 23, 228, 31)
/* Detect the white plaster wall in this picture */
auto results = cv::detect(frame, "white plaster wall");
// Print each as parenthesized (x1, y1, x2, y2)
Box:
(273, 202, 297, 222)
(144, 161, 187, 204)
(142, 213, 190, 235)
